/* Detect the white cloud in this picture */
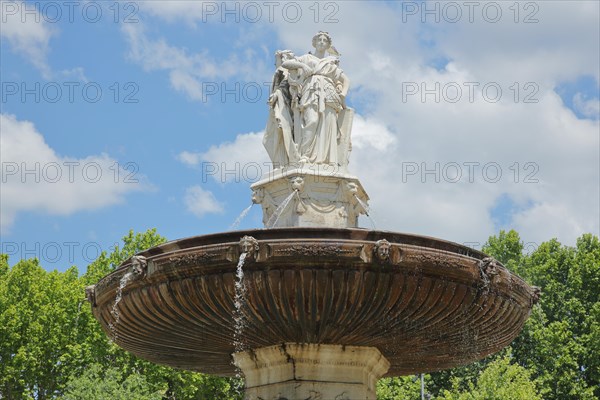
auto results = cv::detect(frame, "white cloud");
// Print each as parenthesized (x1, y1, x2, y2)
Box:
(0, 114, 147, 234)
(351, 115, 397, 152)
(0, 1, 54, 78)
(176, 150, 202, 167)
(199, 132, 267, 168)
(177, 132, 268, 184)
(184, 186, 224, 217)
(121, 23, 269, 101)
(347, 92, 598, 246)
(60, 67, 88, 82)
(169, 70, 204, 100)
(425, 2, 600, 85)
(511, 202, 591, 247)
(573, 93, 600, 119)
(137, 1, 213, 24)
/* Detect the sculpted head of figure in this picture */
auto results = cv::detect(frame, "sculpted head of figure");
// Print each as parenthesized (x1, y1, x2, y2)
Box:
(312, 31, 340, 56)
(275, 49, 294, 68)
(312, 31, 332, 50)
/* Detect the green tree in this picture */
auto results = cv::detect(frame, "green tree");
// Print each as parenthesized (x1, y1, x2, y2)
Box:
(61, 364, 164, 400)
(438, 354, 541, 400)
(0, 256, 87, 399)
(427, 353, 506, 397)
(377, 375, 429, 400)
(511, 234, 599, 399)
(482, 229, 525, 276)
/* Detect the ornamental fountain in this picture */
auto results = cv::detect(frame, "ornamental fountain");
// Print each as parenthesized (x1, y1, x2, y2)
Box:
(86, 32, 539, 400)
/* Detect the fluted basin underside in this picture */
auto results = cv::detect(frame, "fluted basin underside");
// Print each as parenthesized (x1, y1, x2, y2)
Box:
(91, 228, 537, 376)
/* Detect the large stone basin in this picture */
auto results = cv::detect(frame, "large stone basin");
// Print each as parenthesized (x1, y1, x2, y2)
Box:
(89, 228, 538, 379)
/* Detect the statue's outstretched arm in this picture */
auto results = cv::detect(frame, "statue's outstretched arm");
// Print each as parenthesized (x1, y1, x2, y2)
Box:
(282, 59, 311, 75)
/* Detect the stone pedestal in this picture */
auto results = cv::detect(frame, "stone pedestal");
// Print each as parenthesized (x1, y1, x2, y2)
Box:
(251, 166, 370, 228)
(233, 344, 390, 400)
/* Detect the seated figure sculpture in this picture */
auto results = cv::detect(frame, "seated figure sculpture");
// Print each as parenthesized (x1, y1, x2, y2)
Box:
(263, 49, 300, 168)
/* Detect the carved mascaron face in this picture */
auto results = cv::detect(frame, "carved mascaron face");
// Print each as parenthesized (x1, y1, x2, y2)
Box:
(375, 239, 391, 261)
(252, 188, 264, 204)
(240, 238, 253, 253)
(131, 255, 147, 278)
(378, 244, 390, 260)
(290, 176, 305, 192)
(346, 182, 358, 195)
(239, 236, 259, 257)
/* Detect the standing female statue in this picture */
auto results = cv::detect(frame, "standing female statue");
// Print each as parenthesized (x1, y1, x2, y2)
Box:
(288, 31, 350, 166)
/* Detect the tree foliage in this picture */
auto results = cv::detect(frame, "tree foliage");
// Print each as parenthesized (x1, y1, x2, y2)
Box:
(508, 233, 599, 399)
(0, 255, 86, 399)
(438, 354, 541, 400)
(62, 364, 164, 400)
(377, 375, 428, 399)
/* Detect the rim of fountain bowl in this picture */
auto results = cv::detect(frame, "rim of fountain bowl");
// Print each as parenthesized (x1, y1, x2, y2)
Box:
(92, 227, 537, 318)
(117, 227, 490, 270)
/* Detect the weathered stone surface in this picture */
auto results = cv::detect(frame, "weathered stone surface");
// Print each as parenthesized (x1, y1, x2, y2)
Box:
(234, 344, 389, 400)
(90, 228, 538, 377)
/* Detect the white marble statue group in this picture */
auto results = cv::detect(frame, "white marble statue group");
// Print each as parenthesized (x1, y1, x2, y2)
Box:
(253, 32, 368, 229)
(263, 31, 354, 170)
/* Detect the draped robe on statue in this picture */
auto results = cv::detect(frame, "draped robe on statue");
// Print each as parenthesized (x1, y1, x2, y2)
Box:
(296, 54, 345, 165)
(263, 67, 300, 168)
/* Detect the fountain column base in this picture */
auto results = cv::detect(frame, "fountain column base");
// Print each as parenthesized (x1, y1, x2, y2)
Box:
(250, 167, 370, 228)
(233, 343, 390, 400)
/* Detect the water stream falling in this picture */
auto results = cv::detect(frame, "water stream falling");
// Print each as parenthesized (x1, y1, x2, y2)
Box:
(354, 195, 377, 229)
(230, 204, 254, 230)
(108, 271, 135, 341)
(232, 252, 248, 393)
(266, 190, 297, 228)
(73, 301, 83, 329)
(233, 252, 247, 352)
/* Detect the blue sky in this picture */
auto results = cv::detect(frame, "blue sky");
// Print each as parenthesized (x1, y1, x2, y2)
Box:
(1, 1, 599, 271)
